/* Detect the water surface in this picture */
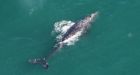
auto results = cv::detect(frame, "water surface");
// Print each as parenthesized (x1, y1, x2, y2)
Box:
(0, 0, 140, 75)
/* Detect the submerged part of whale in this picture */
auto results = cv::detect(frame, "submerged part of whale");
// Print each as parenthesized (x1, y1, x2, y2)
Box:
(28, 11, 98, 69)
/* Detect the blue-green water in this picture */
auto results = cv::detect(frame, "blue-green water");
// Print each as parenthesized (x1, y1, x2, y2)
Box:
(0, 0, 140, 75)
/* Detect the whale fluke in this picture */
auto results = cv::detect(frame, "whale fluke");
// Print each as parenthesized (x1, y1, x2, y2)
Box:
(28, 58, 49, 69)
(28, 43, 63, 69)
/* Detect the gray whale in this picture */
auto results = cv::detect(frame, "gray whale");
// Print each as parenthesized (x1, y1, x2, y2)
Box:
(28, 12, 98, 69)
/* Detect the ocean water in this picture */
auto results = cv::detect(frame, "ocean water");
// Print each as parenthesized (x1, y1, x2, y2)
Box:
(0, 0, 140, 75)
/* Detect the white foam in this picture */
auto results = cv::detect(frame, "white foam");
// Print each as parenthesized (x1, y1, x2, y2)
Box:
(53, 20, 83, 46)
(53, 20, 75, 42)
(54, 20, 75, 34)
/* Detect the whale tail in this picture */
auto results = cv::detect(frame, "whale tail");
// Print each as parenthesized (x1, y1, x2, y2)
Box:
(28, 43, 63, 69)
(28, 58, 49, 69)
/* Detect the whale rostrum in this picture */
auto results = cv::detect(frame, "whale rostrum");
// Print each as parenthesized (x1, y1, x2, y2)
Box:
(28, 12, 98, 69)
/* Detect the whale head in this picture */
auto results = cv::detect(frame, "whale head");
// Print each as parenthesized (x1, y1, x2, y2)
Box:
(85, 11, 99, 23)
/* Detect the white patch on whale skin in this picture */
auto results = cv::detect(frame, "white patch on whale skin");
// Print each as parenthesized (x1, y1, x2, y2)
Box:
(62, 30, 83, 45)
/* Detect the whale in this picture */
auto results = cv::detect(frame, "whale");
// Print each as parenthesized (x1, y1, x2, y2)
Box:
(28, 12, 98, 69)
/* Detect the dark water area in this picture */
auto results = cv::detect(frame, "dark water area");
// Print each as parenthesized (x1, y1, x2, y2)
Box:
(0, 0, 140, 75)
